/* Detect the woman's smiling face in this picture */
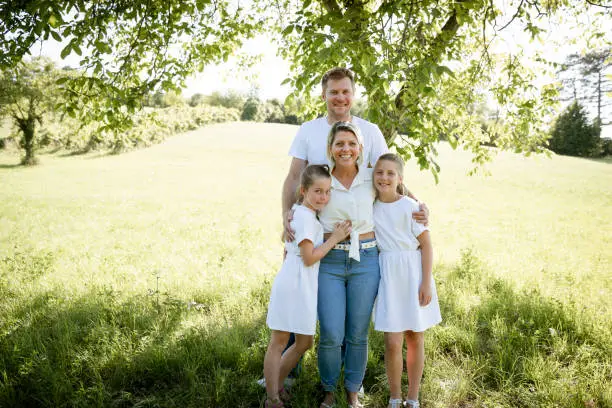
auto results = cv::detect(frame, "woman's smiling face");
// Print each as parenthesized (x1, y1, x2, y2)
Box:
(330, 130, 361, 168)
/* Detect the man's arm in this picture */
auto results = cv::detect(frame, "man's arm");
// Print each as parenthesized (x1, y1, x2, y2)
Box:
(282, 157, 307, 241)
(404, 189, 418, 201)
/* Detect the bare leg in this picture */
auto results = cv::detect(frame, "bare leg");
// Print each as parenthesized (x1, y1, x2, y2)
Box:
(347, 390, 361, 407)
(404, 330, 424, 401)
(384, 332, 404, 400)
(321, 391, 335, 408)
(264, 330, 291, 400)
(277, 334, 313, 387)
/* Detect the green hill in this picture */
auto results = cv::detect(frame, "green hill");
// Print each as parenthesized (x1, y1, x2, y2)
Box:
(1, 122, 610, 407)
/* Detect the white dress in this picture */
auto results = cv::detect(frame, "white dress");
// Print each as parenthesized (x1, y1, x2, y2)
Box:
(373, 196, 442, 332)
(266, 205, 324, 335)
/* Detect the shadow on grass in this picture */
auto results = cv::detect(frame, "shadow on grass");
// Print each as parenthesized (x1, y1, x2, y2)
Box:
(59, 149, 142, 160)
(1, 251, 610, 408)
(367, 249, 610, 408)
(585, 156, 612, 165)
(0, 281, 278, 408)
(58, 149, 90, 157)
(0, 163, 21, 169)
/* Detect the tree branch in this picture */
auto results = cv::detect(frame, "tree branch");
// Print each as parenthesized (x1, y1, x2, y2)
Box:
(496, 0, 524, 31)
(395, 8, 460, 111)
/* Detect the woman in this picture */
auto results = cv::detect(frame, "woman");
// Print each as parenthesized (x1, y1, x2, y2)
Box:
(316, 121, 381, 408)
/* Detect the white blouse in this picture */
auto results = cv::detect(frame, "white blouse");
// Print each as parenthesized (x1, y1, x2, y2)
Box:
(318, 168, 376, 261)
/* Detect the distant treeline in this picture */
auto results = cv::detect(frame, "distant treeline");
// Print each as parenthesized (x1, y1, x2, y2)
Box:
(143, 90, 302, 125)
(2, 82, 609, 163)
(1, 104, 241, 155)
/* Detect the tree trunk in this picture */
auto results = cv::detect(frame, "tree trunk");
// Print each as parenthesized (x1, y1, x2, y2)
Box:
(597, 71, 602, 123)
(19, 116, 38, 166)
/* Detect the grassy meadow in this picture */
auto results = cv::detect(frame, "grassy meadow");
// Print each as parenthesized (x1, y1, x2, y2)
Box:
(0, 122, 610, 407)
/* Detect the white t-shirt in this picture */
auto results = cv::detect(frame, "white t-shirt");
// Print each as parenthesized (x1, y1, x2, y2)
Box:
(318, 168, 376, 262)
(288, 116, 388, 169)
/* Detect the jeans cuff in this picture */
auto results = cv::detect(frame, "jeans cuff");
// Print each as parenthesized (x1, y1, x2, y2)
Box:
(344, 379, 361, 393)
(321, 382, 336, 392)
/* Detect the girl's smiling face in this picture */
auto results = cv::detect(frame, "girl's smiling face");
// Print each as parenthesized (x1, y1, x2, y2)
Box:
(374, 159, 402, 198)
(330, 130, 361, 168)
(301, 176, 332, 211)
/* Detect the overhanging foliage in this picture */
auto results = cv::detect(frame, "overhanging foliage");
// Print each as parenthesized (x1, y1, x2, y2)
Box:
(1, 0, 259, 150)
(273, 0, 610, 177)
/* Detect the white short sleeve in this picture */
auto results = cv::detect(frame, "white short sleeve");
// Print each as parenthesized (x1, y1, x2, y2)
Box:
(288, 126, 308, 160)
(292, 209, 317, 245)
(408, 199, 429, 239)
(369, 124, 388, 165)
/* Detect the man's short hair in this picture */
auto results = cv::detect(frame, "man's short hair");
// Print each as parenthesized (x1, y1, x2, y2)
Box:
(321, 67, 355, 90)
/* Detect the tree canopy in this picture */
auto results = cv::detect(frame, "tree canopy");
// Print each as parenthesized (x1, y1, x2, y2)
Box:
(1, 0, 259, 150)
(1, 0, 610, 171)
(274, 0, 610, 176)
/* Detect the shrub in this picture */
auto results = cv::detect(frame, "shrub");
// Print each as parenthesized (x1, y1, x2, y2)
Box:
(548, 102, 602, 157)
(189, 93, 206, 107)
(207, 90, 246, 110)
(262, 99, 285, 123)
(241, 97, 264, 121)
(45, 104, 240, 153)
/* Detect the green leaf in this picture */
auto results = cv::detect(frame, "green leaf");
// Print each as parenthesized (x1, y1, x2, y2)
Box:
(282, 25, 294, 35)
(60, 44, 71, 59)
(436, 65, 455, 78)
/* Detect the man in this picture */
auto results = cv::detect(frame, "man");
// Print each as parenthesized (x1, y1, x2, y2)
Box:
(282, 67, 387, 239)
(282, 67, 426, 238)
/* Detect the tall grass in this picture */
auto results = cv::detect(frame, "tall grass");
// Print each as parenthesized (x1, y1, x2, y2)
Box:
(1, 122, 610, 407)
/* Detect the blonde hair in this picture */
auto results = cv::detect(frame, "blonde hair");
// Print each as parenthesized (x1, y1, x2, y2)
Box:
(296, 164, 331, 203)
(374, 153, 409, 196)
(326, 121, 364, 168)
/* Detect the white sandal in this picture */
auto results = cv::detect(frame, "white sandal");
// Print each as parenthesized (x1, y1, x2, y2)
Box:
(388, 398, 403, 408)
(404, 399, 420, 407)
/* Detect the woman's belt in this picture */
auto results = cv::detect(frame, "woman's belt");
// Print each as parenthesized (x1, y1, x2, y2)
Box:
(333, 241, 377, 251)
(336, 229, 376, 262)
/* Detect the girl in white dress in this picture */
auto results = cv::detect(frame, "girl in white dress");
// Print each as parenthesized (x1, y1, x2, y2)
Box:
(264, 164, 351, 408)
(372, 153, 442, 408)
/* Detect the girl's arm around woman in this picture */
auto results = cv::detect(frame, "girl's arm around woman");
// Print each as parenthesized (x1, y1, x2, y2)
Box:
(300, 221, 351, 267)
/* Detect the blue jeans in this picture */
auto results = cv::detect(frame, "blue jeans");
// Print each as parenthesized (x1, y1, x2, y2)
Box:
(317, 240, 380, 392)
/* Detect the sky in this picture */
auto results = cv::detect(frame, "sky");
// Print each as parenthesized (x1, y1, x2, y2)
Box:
(33, 33, 291, 100)
(183, 35, 291, 100)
